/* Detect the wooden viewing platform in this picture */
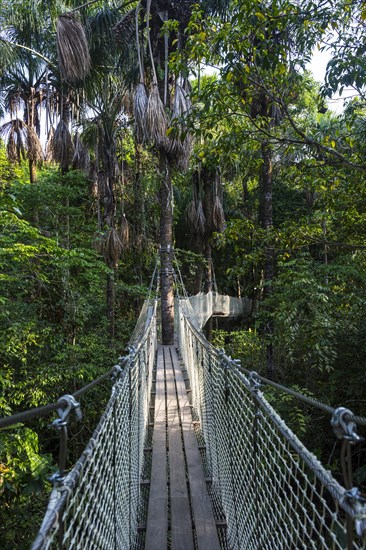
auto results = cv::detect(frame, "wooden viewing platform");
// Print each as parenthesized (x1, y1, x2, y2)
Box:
(145, 345, 221, 550)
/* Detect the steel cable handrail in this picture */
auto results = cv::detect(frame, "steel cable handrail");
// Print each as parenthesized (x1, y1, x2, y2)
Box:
(177, 296, 366, 548)
(178, 295, 366, 428)
(0, 296, 158, 431)
(0, 368, 116, 429)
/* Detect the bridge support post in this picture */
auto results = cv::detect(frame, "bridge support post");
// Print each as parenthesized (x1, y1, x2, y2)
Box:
(159, 151, 174, 345)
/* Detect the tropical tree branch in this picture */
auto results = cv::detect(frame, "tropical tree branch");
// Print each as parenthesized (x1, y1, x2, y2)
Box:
(0, 38, 56, 69)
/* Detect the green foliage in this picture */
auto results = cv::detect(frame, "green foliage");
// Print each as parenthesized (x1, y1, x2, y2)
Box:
(0, 152, 145, 544)
(174, 248, 207, 295)
(264, 385, 315, 438)
(265, 256, 339, 373)
(2, 0, 366, 543)
(0, 426, 53, 549)
(0, 426, 52, 496)
(212, 328, 262, 371)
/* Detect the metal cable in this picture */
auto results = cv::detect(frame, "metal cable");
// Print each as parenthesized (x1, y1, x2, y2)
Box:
(173, 251, 189, 300)
(1, 273, 160, 432)
(176, 298, 366, 549)
(147, 255, 159, 301)
(232, 361, 366, 427)
(32, 299, 158, 550)
(0, 368, 116, 429)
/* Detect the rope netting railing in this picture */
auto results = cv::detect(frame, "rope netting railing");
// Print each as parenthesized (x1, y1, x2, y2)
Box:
(31, 298, 158, 550)
(176, 298, 366, 550)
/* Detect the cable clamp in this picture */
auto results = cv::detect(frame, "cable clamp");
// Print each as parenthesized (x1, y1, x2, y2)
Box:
(345, 488, 366, 536)
(111, 365, 123, 381)
(159, 244, 174, 252)
(331, 407, 363, 444)
(52, 394, 82, 429)
(48, 472, 65, 486)
(217, 348, 227, 367)
(249, 371, 261, 392)
(127, 345, 136, 357)
(118, 355, 129, 367)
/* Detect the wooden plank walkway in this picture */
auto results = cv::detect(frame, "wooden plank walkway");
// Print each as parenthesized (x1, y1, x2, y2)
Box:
(145, 345, 220, 550)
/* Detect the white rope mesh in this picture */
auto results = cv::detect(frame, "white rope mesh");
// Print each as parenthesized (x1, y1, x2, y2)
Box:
(177, 298, 366, 550)
(32, 300, 158, 550)
(31, 289, 366, 549)
(179, 291, 251, 330)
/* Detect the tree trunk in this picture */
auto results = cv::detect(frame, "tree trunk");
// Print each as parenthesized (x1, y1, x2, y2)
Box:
(134, 143, 146, 238)
(204, 242, 213, 293)
(100, 139, 118, 344)
(107, 271, 115, 343)
(202, 167, 214, 293)
(29, 159, 37, 184)
(159, 153, 174, 344)
(29, 159, 39, 225)
(259, 139, 275, 379)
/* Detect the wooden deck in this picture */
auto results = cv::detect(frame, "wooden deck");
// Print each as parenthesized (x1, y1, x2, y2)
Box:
(145, 345, 220, 550)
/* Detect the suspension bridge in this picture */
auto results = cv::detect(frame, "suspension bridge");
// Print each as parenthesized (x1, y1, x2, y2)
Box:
(1, 269, 366, 550)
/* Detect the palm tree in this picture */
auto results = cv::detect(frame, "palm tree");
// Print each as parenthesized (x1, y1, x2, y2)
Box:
(84, 76, 128, 341)
(0, 0, 63, 184)
(74, 6, 132, 342)
(52, 0, 212, 344)
(115, 0, 194, 344)
(0, 61, 48, 185)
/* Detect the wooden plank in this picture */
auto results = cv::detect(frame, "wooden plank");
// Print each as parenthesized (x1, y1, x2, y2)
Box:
(145, 347, 167, 550)
(165, 346, 194, 550)
(170, 347, 221, 550)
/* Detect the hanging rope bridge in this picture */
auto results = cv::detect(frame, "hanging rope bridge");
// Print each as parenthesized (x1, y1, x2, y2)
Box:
(1, 267, 366, 550)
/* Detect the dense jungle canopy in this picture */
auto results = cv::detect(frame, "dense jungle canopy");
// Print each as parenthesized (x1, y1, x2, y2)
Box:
(1, 0, 366, 546)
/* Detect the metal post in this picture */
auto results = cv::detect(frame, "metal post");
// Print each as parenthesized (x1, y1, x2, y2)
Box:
(113, 398, 117, 550)
(50, 395, 82, 549)
(331, 407, 365, 549)
(249, 372, 262, 550)
(224, 361, 240, 547)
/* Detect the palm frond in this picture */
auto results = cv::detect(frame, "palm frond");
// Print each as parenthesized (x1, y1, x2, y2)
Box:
(1, 119, 27, 163)
(167, 82, 192, 168)
(103, 227, 124, 268)
(172, 83, 190, 120)
(45, 126, 56, 163)
(56, 13, 91, 83)
(186, 199, 197, 232)
(119, 214, 130, 250)
(212, 195, 226, 232)
(146, 84, 167, 148)
(176, 132, 192, 171)
(6, 131, 18, 163)
(115, 8, 136, 50)
(53, 120, 73, 171)
(134, 83, 148, 143)
(88, 7, 122, 68)
(72, 131, 90, 171)
(0, 37, 17, 75)
(27, 126, 43, 163)
(196, 199, 206, 235)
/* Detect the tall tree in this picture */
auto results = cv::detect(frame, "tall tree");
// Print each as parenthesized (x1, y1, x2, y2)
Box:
(115, 0, 194, 343)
